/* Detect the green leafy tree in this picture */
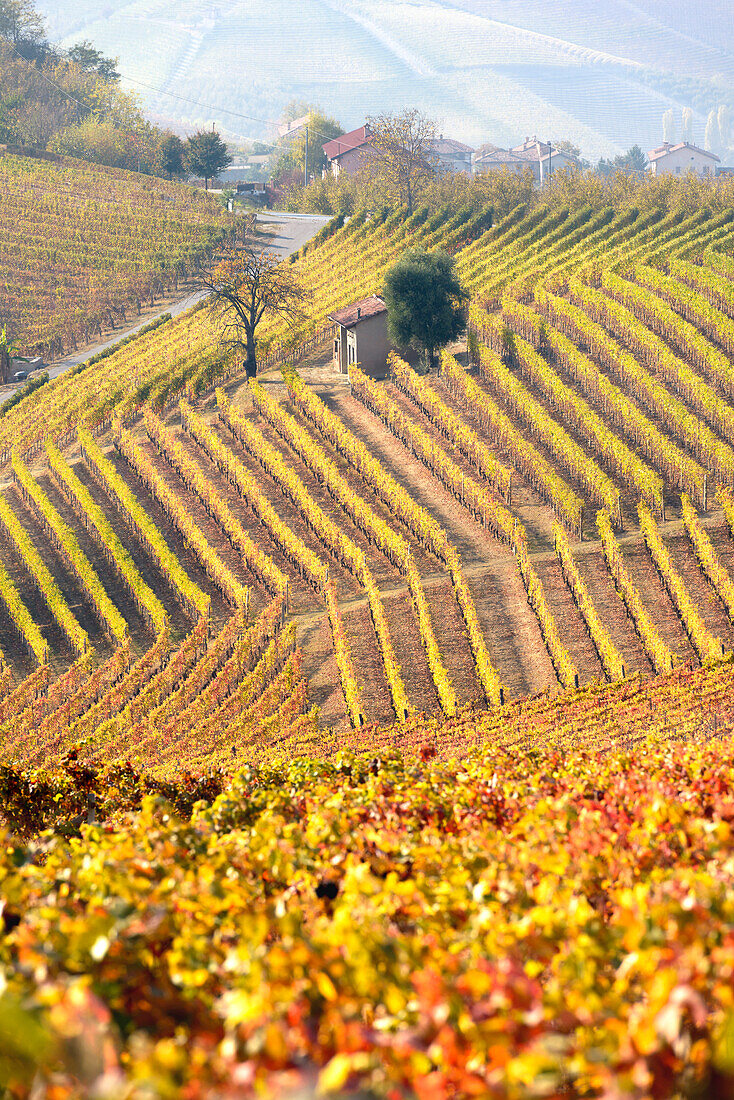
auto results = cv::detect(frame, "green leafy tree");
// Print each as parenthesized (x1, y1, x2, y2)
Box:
(66, 40, 119, 83)
(682, 107, 694, 143)
(553, 139, 580, 158)
(596, 145, 648, 177)
(158, 131, 186, 178)
(48, 118, 127, 167)
(382, 248, 468, 372)
(0, 0, 48, 60)
(185, 128, 232, 189)
(663, 108, 675, 143)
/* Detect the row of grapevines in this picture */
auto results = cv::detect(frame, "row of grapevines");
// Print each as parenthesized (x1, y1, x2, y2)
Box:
(680, 495, 734, 624)
(154, 645, 309, 777)
(46, 439, 168, 636)
(638, 503, 725, 664)
(543, 207, 660, 278)
(388, 353, 513, 502)
(0, 553, 47, 665)
(349, 362, 556, 704)
(152, 625, 299, 764)
(114, 605, 281, 761)
(596, 509, 677, 675)
(248, 380, 460, 715)
(669, 257, 734, 320)
(512, 532, 579, 690)
(207, 397, 409, 720)
(67, 624, 171, 748)
(559, 281, 728, 498)
(0, 664, 49, 726)
(324, 584, 364, 727)
(180, 401, 364, 725)
(639, 207, 734, 268)
(79, 428, 210, 623)
(283, 373, 454, 559)
(716, 489, 734, 578)
(703, 248, 734, 282)
(107, 616, 277, 762)
(115, 427, 250, 613)
(284, 367, 568, 701)
(553, 522, 625, 681)
(0, 491, 89, 655)
(443, 340, 584, 535)
(4, 653, 92, 763)
(144, 406, 288, 600)
(502, 295, 665, 516)
(373, 355, 517, 544)
(28, 642, 134, 761)
(12, 451, 128, 645)
(0, 656, 93, 761)
(475, 315, 621, 522)
(605, 268, 734, 405)
(534, 289, 706, 508)
(637, 263, 734, 360)
(183, 405, 328, 591)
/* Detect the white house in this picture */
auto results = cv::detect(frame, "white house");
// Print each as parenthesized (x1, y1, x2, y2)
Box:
(647, 142, 720, 177)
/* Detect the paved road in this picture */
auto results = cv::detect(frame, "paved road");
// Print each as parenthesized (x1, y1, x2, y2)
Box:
(258, 210, 331, 259)
(8, 211, 331, 392)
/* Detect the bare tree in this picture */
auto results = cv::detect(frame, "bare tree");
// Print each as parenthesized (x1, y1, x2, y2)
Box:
(198, 243, 311, 378)
(363, 109, 438, 214)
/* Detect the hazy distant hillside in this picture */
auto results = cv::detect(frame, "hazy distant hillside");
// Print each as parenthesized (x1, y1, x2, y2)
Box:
(36, 0, 734, 160)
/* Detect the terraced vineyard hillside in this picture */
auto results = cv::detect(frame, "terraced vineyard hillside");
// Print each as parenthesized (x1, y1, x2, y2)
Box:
(2, 192, 734, 773)
(1, 152, 235, 359)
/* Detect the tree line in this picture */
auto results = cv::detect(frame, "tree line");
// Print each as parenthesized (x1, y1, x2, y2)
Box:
(0, 0, 234, 182)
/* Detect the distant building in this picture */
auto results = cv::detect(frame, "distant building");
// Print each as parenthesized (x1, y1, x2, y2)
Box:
(329, 295, 389, 377)
(323, 125, 375, 178)
(430, 136, 475, 174)
(324, 126, 474, 179)
(647, 142, 720, 177)
(473, 145, 532, 175)
(473, 136, 578, 182)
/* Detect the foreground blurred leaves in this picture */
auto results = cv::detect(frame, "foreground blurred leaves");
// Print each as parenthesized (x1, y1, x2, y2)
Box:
(3, 739, 734, 1097)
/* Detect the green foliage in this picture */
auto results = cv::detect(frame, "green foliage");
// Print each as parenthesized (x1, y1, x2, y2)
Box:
(382, 247, 468, 369)
(49, 117, 127, 167)
(0, 0, 46, 60)
(65, 40, 119, 83)
(185, 128, 232, 186)
(158, 131, 186, 178)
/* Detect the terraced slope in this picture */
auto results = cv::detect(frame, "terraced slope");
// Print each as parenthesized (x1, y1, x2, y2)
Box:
(1, 151, 234, 359)
(1, 201, 734, 772)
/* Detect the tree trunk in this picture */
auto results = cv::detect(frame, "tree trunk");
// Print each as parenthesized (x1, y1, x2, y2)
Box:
(245, 329, 257, 379)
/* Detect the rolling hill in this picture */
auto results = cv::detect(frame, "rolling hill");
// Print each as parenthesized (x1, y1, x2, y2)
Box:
(35, 0, 734, 161)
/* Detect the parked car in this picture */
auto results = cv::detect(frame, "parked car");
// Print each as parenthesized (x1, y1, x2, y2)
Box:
(13, 370, 27, 382)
